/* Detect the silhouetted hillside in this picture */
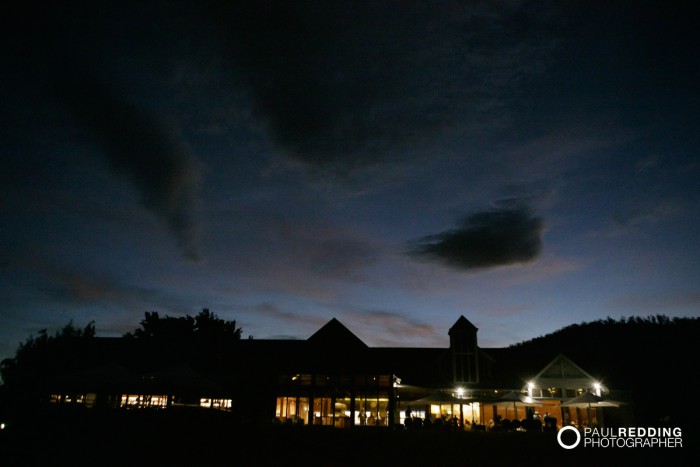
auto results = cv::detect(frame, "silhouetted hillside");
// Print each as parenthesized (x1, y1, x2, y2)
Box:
(508, 315, 699, 426)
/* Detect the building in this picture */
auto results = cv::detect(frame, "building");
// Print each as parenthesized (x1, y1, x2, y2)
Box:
(22, 316, 631, 429)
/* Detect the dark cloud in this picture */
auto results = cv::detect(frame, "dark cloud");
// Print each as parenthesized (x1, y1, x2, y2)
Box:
(408, 203, 543, 270)
(212, 1, 559, 173)
(3, 2, 203, 261)
(56, 73, 201, 260)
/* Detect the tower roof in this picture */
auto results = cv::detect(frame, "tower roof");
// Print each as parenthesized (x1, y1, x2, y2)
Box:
(448, 315, 478, 334)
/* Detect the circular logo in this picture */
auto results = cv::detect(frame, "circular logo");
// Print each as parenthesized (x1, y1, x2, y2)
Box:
(557, 425, 581, 449)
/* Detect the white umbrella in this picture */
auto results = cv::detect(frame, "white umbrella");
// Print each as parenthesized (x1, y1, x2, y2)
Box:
(561, 392, 623, 426)
(408, 390, 470, 426)
(494, 391, 539, 420)
(561, 392, 622, 408)
(408, 390, 465, 405)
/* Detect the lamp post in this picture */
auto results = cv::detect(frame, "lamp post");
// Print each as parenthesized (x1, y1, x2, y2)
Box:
(456, 387, 465, 429)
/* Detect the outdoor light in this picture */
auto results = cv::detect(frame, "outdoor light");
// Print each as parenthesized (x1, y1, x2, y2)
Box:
(594, 382, 601, 396)
(456, 387, 464, 398)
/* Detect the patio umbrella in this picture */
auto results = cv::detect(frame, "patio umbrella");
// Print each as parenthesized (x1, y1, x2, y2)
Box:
(494, 391, 540, 420)
(560, 392, 622, 408)
(561, 392, 623, 426)
(407, 390, 465, 405)
(407, 390, 470, 425)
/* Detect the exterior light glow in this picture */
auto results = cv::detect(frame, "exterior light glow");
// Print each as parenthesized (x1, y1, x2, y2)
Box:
(527, 381, 535, 397)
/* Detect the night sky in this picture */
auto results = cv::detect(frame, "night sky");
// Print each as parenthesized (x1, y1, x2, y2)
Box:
(2, 1, 699, 365)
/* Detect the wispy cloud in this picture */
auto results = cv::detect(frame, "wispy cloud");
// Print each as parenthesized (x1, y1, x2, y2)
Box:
(587, 199, 686, 239)
(328, 305, 439, 347)
(608, 291, 700, 314)
(242, 301, 327, 340)
(206, 214, 383, 300)
(11, 256, 158, 308)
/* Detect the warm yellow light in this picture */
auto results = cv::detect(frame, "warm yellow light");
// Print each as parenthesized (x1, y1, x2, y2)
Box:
(593, 382, 602, 396)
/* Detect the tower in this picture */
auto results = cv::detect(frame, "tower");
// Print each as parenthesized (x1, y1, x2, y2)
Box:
(449, 316, 479, 384)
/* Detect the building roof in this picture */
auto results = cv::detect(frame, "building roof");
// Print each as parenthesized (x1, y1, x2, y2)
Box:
(449, 315, 478, 333)
(307, 317, 369, 350)
(14, 317, 603, 399)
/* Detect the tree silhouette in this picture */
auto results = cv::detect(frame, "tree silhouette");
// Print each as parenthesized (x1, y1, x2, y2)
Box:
(0, 320, 96, 392)
(124, 308, 242, 340)
(2, 308, 243, 391)
(195, 308, 243, 340)
(121, 308, 243, 381)
(124, 311, 195, 339)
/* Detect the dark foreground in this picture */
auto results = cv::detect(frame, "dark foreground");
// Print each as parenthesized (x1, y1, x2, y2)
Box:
(1, 410, 697, 467)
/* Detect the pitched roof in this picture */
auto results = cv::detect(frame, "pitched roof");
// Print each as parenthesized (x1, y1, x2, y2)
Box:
(307, 318, 368, 350)
(448, 315, 478, 334)
(535, 354, 594, 380)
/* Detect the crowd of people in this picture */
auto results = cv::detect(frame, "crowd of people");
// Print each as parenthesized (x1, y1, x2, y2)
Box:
(486, 412, 560, 432)
(402, 406, 573, 433)
(403, 406, 487, 432)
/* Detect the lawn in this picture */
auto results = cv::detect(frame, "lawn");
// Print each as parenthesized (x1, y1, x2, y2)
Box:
(1, 410, 696, 466)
